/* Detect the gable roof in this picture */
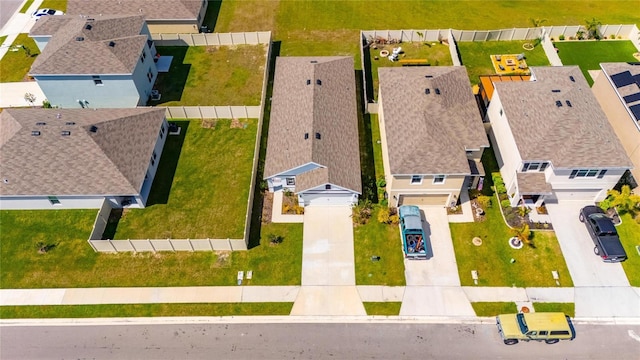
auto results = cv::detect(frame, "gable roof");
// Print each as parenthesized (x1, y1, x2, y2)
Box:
(0, 108, 166, 196)
(29, 15, 147, 75)
(599, 62, 640, 127)
(263, 56, 362, 193)
(378, 66, 489, 175)
(493, 66, 632, 169)
(67, 0, 203, 22)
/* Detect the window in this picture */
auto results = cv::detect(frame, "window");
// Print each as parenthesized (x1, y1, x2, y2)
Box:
(550, 331, 570, 336)
(539, 331, 548, 336)
(433, 175, 446, 184)
(521, 162, 549, 172)
(152, 151, 157, 160)
(597, 170, 607, 178)
(93, 79, 103, 86)
(499, 108, 503, 116)
(48, 196, 61, 205)
(151, 158, 155, 166)
(159, 129, 163, 139)
(147, 68, 153, 82)
(540, 162, 549, 171)
(140, 51, 146, 63)
(570, 169, 601, 178)
(286, 178, 295, 186)
(410, 175, 422, 185)
(325, 184, 331, 190)
(161, 125, 166, 134)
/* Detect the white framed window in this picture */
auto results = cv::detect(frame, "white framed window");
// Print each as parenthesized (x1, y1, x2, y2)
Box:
(433, 175, 446, 184)
(93, 79, 103, 86)
(48, 196, 61, 205)
(410, 175, 422, 185)
(569, 169, 601, 178)
(286, 178, 295, 186)
(522, 162, 549, 172)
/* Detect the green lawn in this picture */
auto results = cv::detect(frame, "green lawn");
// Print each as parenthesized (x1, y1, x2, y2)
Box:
(19, 0, 35, 13)
(354, 206, 406, 286)
(533, 302, 575, 318)
(367, 42, 452, 100)
(471, 302, 517, 317)
(363, 302, 402, 316)
(0, 208, 302, 288)
(151, 45, 266, 106)
(617, 214, 640, 286)
(457, 40, 550, 85)
(0, 34, 40, 82)
(553, 40, 638, 84)
(111, 119, 255, 240)
(39, 0, 67, 12)
(0, 303, 292, 319)
(450, 203, 573, 287)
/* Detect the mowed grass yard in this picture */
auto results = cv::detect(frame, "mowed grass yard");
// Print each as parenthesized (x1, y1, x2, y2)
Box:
(553, 40, 638, 84)
(112, 119, 255, 240)
(0, 34, 40, 83)
(457, 41, 550, 85)
(0, 211, 303, 288)
(39, 0, 67, 12)
(151, 45, 266, 106)
(617, 214, 640, 286)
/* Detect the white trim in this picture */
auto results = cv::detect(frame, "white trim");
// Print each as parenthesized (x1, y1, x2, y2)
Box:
(432, 174, 446, 184)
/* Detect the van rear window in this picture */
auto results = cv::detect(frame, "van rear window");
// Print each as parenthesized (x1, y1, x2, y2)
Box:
(550, 330, 570, 336)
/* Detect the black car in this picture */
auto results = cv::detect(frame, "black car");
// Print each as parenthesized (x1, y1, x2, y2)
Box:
(579, 206, 627, 263)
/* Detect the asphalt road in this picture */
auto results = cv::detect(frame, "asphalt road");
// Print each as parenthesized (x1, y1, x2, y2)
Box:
(0, 0, 23, 30)
(2, 322, 640, 359)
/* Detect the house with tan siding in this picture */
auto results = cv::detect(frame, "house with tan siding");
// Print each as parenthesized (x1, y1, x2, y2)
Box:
(377, 66, 489, 207)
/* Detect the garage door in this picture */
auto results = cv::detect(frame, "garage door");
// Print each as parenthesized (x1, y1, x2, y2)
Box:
(399, 194, 449, 206)
(553, 189, 601, 202)
(302, 193, 357, 206)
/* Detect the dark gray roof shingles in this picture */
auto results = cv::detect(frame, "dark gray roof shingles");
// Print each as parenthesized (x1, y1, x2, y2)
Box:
(494, 66, 632, 169)
(67, 0, 203, 21)
(0, 108, 166, 196)
(378, 66, 489, 175)
(263, 56, 362, 193)
(29, 15, 147, 75)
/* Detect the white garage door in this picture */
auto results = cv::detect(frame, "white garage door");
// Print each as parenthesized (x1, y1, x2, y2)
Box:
(302, 193, 357, 206)
(399, 194, 449, 206)
(553, 189, 601, 202)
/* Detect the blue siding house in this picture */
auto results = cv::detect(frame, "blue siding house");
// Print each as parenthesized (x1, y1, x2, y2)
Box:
(29, 15, 158, 108)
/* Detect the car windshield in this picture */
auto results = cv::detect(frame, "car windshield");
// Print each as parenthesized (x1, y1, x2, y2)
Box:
(516, 313, 528, 334)
(46, 9, 56, 15)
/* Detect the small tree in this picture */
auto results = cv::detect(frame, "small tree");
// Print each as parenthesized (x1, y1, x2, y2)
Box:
(511, 224, 531, 245)
(530, 18, 547, 28)
(585, 18, 602, 39)
(599, 185, 640, 215)
(268, 234, 283, 245)
(24, 92, 36, 106)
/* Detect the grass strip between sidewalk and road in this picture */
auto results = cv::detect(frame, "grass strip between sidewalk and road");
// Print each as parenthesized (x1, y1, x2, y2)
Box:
(0, 303, 293, 319)
(471, 302, 517, 317)
(363, 302, 402, 316)
(19, 0, 35, 13)
(533, 302, 575, 318)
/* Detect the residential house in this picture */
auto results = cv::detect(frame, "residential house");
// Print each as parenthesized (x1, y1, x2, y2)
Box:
(263, 57, 362, 206)
(67, 0, 208, 34)
(0, 108, 168, 210)
(29, 15, 158, 108)
(592, 62, 640, 189)
(377, 66, 489, 207)
(485, 66, 632, 207)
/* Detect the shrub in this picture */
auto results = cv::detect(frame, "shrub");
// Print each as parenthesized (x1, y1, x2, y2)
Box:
(477, 195, 492, 209)
(501, 199, 511, 209)
(559, 34, 565, 41)
(268, 234, 283, 245)
(599, 185, 640, 215)
(293, 205, 304, 215)
(378, 206, 400, 225)
(609, 34, 616, 39)
(376, 177, 387, 188)
(492, 173, 507, 194)
(352, 199, 373, 225)
(380, 198, 388, 206)
(517, 206, 530, 217)
(42, 99, 52, 108)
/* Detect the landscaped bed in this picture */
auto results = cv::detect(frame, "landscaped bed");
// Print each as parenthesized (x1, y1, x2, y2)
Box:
(457, 40, 550, 85)
(553, 40, 638, 85)
(111, 119, 256, 240)
(151, 45, 267, 106)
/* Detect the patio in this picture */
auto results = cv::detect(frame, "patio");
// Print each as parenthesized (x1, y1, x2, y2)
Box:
(491, 54, 529, 75)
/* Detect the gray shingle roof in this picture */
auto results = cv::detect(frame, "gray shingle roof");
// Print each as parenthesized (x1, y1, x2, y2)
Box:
(494, 66, 632, 169)
(263, 56, 362, 193)
(0, 108, 166, 196)
(67, 0, 203, 22)
(516, 172, 552, 195)
(29, 15, 147, 75)
(378, 66, 489, 175)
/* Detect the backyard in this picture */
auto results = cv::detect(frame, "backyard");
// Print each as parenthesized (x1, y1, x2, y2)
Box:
(0, 209, 303, 288)
(151, 45, 267, 106)
(0, 34, 40, 83)
(457, 40, 550, 85)
(553, 40, 638, 84)
(109, 119, 256, 240)
(617, 214, 640, 286)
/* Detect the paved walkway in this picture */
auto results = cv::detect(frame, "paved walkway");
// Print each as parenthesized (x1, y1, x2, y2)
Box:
(270, 191, 303, 223)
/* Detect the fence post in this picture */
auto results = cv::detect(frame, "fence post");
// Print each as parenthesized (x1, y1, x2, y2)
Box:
(228, 238, 232, 250)
(188, 238, 194, 251)
(149, 239, 156, 253)
(128, 239, 135, 252)
(88, 240, 98, 252)
(168, 238, 175, 252)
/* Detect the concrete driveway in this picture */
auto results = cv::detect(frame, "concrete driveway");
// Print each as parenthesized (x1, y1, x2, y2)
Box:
(0, 82, 45, 108)
(546, 202, 629, 287)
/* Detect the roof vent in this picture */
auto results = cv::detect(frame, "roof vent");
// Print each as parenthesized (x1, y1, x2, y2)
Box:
(566, 100, 572, 107)
(56, 113, 61, 119)
(36, 122, 46, 126)
(434, 88, 441, 95)
(108, 41, 116, 47)
(315, 132, 321, 140)
(425, 88, 430, 94)
(89, 125, 98, 133)
(85, 24, 92, 30)
(304, 133, 309, 139)
(425, 75, 433, 78)
(310, 60, 318, 63)
(31, 131, 41, 136)
(65, 121, 76, 126)
(76, 37, 84, 41)
(555, 100, 562, 107)
(569, 76, 575, 82)
(87, 18, 95, 21)
(551, 89, 561, 93)
(316, 79, 322, 85)
(3, 179, 8, 184)
(61, 130, 71, 136)
(306, 79, 311, 85)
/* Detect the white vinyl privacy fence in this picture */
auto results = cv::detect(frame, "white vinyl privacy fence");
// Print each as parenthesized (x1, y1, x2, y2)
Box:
(151, 31, 271, 46)
(163, 106, 261, 119)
